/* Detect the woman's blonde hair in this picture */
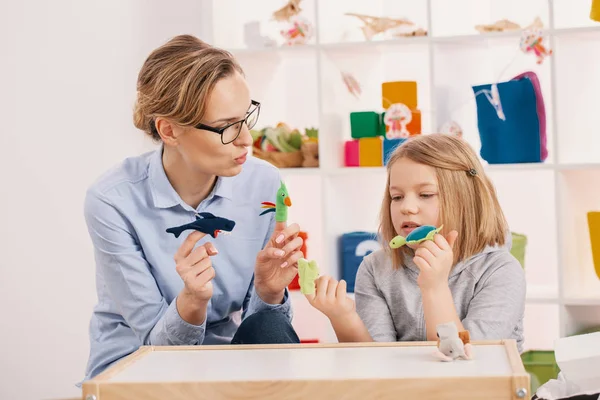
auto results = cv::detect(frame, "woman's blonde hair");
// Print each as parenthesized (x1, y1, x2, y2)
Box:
(379, 134, 508, 268)
(133, 34, 244, 141)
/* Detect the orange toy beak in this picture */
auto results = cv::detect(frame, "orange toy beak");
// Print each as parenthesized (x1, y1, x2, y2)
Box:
(284, 197, 292, 207)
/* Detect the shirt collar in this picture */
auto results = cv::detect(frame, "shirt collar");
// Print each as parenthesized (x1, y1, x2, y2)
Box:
(148, 146, 234, 210)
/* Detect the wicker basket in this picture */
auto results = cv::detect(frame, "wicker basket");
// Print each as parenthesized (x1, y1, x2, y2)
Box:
(252, 148, 304, 168)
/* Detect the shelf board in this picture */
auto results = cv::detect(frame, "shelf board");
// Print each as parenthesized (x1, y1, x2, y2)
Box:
(485, 162, 555, 171)
(329, 166, 386, 175)
(431, 29, 543, 44)
(557, 163, 600, 171)
(526, 297, 559, 305)
(270, 163, 600, 177)
(552, 25, 600, 37)
(223, 26, 600, 58)
(319, 36, 430, 53)
(227, 43, 319, 56)
(563, 297, 600, 306)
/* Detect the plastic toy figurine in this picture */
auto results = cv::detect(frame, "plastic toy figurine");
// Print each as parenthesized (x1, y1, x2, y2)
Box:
(260, 181, 292, 222)
(297, 258, 320, 295)
(433, 322, 473, 362)
(520, 28, 552, 65)
(440, 120, 463, 139)
(389, 225, 443, 248)
(166, 212, 236, 238)
(384, 103, 412, 139)
(280, 16, 313, 46)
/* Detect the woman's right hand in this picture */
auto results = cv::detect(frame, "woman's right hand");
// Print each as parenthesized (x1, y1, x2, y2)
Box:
(306, 275, 356, 321)
(174, 231, 217, 304)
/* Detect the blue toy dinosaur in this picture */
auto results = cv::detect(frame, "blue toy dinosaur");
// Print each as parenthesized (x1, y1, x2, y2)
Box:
(166, 212, 236, 238)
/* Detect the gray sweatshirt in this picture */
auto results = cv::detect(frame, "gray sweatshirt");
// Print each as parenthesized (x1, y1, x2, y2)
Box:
(355, 236, 526, 352)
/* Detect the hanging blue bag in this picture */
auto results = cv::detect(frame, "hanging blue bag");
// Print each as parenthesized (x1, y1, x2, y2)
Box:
(472, 72, 547, 164)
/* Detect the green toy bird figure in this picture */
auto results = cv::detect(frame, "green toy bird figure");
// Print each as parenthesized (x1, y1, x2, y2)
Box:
(260, 181, 292, 222)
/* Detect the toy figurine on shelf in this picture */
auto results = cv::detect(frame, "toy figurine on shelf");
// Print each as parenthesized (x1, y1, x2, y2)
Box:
(440, 121, 463, 139)
(384, 103, 412, 139)
(520, 27, 552, 64)
(272, 0, 302, 22)
(341, 71, 361, 99)
(280, 16, 313, 46)
(344, 13, 414, 40)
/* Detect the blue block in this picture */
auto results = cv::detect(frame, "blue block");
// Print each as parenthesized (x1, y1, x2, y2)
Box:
(472, 78, 542, 164)
(383, 138, 407, 165)
(339, 232, 381, 292)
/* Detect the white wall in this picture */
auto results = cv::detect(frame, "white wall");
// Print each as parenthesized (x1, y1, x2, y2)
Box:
(0, 1, 211, 399)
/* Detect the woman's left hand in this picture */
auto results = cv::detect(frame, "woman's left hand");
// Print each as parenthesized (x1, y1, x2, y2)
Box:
(253, 221, 304, 304)
(413, 230, 459, 291)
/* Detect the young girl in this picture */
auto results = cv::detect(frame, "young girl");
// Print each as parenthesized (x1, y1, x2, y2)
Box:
(306, 133, 526, 351)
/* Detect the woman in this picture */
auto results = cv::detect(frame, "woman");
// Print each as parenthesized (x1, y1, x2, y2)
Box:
(82, 34, 303, 380)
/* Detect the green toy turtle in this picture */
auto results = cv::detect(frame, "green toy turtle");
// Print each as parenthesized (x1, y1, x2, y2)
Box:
(389, 225, 443, 248)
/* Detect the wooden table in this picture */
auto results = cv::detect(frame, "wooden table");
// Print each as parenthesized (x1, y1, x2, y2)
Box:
(82, 340, 530, 400)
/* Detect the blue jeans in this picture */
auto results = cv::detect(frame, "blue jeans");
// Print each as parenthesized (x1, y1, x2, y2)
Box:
(231, 309, 300, 344)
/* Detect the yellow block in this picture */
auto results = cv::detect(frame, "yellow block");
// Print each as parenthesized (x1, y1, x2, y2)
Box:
(359, 137, 383, 167)
(382, 81, 417, 110)
(588, 211, 600, 279)
(592, 0, 600, 22)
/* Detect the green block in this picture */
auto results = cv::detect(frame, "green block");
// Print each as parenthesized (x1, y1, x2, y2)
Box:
(350, 111, 380, 139)
(379, 112, 387, 136)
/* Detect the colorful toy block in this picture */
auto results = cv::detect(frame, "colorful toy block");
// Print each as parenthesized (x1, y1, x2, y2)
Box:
(344, 140, 360, 166)
(378, 112, 387, 136)
(382, 81, 418, 110)
(383, 138, 407, 165)
(407, 109, 421, 135)
(358, 137, 383, 166)
(350, 111, 380, 139)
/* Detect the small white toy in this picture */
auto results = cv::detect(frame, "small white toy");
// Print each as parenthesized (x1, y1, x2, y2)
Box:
(433, 322, 473, 362)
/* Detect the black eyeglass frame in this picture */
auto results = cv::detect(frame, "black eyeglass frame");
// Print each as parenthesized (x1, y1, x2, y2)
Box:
(193, 100, 261, 144)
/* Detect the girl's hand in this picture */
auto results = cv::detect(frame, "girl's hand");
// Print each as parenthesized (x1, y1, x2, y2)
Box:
(413, 230, 459, 291)
(305, 276, 355, 321)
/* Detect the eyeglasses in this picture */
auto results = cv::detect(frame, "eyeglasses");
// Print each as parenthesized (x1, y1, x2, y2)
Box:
(194, 100, 261, 145)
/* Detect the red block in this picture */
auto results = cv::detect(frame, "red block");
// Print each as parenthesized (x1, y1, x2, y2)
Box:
(288, 231, 308, 291)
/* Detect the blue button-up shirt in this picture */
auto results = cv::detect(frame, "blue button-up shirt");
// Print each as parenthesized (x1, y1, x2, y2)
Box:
(81, 147, 292, 381)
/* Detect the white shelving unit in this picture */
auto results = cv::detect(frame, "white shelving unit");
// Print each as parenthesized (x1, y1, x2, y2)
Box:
(203, 0, 600, 349)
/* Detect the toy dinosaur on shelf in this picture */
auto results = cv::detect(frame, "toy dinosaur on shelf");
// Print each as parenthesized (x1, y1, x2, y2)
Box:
(272, 0, 302, 22)
(345, 13, 414, 40)
(475, 16, 544, 33)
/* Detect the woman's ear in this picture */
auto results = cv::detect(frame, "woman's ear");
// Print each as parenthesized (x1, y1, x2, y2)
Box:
(154, 117, 178, 146)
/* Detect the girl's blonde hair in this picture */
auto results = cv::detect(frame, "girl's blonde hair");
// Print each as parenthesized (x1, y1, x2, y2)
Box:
(379, 134, 508, 268)
(133, 34, 244, 141)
